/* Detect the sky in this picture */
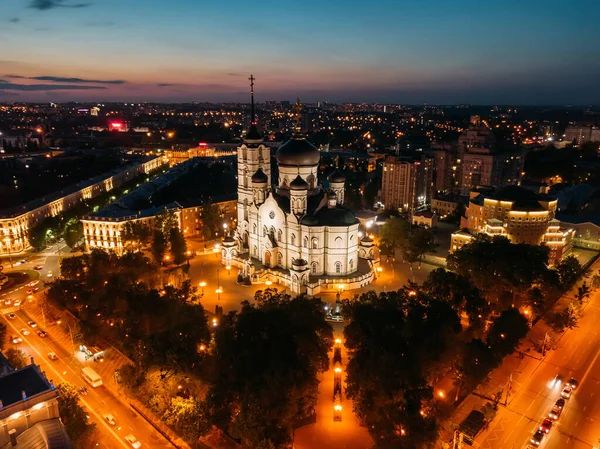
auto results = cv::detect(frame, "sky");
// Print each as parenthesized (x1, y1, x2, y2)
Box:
(1, 0, 599, 104)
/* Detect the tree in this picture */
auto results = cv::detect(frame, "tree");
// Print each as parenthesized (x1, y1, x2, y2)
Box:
(151, 230, 167, 264)
(122, 221, 152, 249)
(64, 219, 83, 249)
(379, 216, 410, 256)
(5, 348, 28, 369)
(162, 397, 211, 442)
(56, 382, 96, 442)
(548, 304, 579, 332)
(154, 210, 179, 237)
(200, 202, 221, 240)
(343, 290, 461, 448)
(402, 226, 436, 267)
(169, 227, 187, 265)
(28, 225, 48, 251)
(0, 322, 6, 351)
(556, 255, 581, 288)
(206, 293, 332, 448)
(486, 308, 530, 358)
(577, 281, 590, 302)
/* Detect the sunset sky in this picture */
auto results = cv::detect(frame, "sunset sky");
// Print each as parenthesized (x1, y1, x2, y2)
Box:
(1, 0, 599, 104)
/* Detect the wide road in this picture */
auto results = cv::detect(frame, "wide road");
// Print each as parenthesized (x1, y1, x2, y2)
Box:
(473, 285, 600, 449)
(1, 245, 174, 449)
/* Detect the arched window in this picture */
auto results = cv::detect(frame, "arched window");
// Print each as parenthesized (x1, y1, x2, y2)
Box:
(277, 229, 282, 242)
(243, 166, 248, 188)
(335, 262, 342, 274)
(277, 253, 283, 266)
(312, 262, 317, 274)
(291, 234, 296, 245)
(263, 226, 268, 236)
(350, 234, 354, 244)
(270, 226, 275, 238)
(349, 259, 354, 271)
(312, 238, 318, 249)
(335, 236, 343, 248)
(253, 223, 257, 234)
(253, 245, 258, 257)
(303, 236, 309, 248)
(307, 173, 315, 189)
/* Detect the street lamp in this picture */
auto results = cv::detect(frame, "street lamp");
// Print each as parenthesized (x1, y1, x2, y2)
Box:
(199, 281, 206, 295)
(226, 265, 231, 275)
(265, 279, 272, 286)
(222, 223, 228, 236)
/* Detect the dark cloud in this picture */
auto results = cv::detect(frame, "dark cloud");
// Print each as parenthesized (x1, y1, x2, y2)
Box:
(6, 74, 124, 84)
(8, 18, 20, 23)
(29, 0, 91, 10)
(227, 73, 242, 77)
(0, 81, 106, 91)
(157, 83, 173, 87)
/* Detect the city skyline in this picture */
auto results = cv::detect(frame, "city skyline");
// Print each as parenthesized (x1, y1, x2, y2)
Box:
(1, 0, 600, 104)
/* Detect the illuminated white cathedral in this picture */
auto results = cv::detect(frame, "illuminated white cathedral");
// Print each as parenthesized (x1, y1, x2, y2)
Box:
(222, 76, 376, 294)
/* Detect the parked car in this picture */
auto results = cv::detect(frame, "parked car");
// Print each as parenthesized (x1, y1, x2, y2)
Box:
(7, 313, 16, 320)
(13, 299, 21, 307)
(539, 418, 553, 433)
(19, 259, 26, 264)
(46, 271, 53, 278)
(37, 330, 47, 338)
(28, 320, 37, 328)
(47, 352, 58, 361)
(20, 328, 30, 336)
(4, 298, 11, 306)
(34, 265, 43, 271)
(124, 434, 142, 448)
(104, 414, 116, 426)
(11, 336, 22, 344)
(530, 430, 544, 446)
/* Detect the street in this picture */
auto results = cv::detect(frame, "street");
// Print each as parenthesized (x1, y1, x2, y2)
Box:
(1, 244, 175, 449)
(456, 261, 600, 449)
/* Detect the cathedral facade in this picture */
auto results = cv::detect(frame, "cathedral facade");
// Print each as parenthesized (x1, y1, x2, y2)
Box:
(222, 78, 375, 294)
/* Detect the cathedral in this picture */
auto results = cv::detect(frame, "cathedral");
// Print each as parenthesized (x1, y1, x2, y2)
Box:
(222, 76, 376, 295)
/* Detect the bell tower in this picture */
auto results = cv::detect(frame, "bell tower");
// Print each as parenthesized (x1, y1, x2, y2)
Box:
(237, 75, 271, 244)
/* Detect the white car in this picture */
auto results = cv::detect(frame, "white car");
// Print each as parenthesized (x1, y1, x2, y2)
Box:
(28, 320, 37, 328)
(47, 271, 53, 278)
(124, 434, 141, 448)
(11, 336, 22, 344)
(13, 299, 21, 307)
(104, 414, 116, 426)
(47, 352, 58, 361)
(20, 328, 30, 336)
(4, 298, 12, 306)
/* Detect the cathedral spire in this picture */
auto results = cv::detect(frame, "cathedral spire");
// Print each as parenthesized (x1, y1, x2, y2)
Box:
(249, 74, 256, 125)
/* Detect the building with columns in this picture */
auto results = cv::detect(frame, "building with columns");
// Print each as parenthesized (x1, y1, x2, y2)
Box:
(223, 78, 376, 295)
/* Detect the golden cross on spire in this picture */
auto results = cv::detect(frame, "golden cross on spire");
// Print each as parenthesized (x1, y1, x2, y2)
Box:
(249, 74, 255, 94)
(294, 98, 302, 134)
(249, 74, 256, 124)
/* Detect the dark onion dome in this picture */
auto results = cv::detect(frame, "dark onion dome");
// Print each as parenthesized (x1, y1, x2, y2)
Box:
(301, 207, 358, 226)
(292, 258, 308, 267)
(244, 124, 263, 141)
(276, 136, 320, 166)
(290, 174, 309, 190)
(327, 169, 346, 183)
(251, 168, 268, 183)
(223, 235, 235, 243)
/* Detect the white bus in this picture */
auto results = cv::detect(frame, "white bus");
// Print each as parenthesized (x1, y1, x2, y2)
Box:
(81, 366, 103, 387)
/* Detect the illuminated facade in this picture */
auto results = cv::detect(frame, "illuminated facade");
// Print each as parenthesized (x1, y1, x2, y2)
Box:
(381, 154, 433, 213)
(0, 157, 164, 256)
(451, 186, 574, 264)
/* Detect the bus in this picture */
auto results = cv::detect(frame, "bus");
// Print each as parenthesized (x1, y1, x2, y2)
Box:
(81, 367, 103, 387)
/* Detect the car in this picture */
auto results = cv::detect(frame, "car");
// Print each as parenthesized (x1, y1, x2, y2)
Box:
(20, 328, 30, 336)
(4, 298, 11, 306)
(46, 271, 53, 278)
(28, 280, 39, 287)
(555, 398, 566, 408)
(26, 289, 33, 295)
(13, 300, 21, 307)
(37, 330, 47, 338)
(103, 414, 116, 426)
(124, 434, 142, 448)
(11, 336, 22, 344)
(561, 386, 572, 399)
(549, 374, 563, 389)
(19, 259, 26, 264)
(539, 418, 553, 433)
(530, 430, 544, 446)
(566, 378, 579, 389)
(7, 313, 16, 320)
(548, 405, 562, 420)
(47, 352, 58, 361)
(28, 320, 37, 328)
(326, 313, 344, 322)
(34, 265, 42, 271)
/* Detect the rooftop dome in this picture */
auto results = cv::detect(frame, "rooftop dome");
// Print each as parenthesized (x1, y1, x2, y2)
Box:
(328, 169, 346, 183)
(292, 258, 308, 267)
(276, 137, 320, 166)
(290, 174, 309, 190)
(251, 168, 268, 183)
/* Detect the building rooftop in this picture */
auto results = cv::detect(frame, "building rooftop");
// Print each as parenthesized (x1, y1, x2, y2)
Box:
(2, 419, 71, 449)
(471, 185, 551, 211)
(0, 364, 53, 409)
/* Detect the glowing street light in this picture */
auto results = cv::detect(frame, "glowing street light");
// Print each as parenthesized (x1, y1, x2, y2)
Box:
(199, 281, 206, 295)
(265, 280, 272, 286)
(226, 265, 231, 275)
(437, 390, 445, 399)
(212, 317, 218, 327)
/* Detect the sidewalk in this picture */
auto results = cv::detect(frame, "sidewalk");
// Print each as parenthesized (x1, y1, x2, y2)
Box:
(437, 257, 600, 447)
(23, 298, 191, 449)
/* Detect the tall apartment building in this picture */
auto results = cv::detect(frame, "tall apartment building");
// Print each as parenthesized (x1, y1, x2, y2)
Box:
(565, 125, 600, 146)
(451, 185, 574, 264)
(381, 154, 433, 213)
